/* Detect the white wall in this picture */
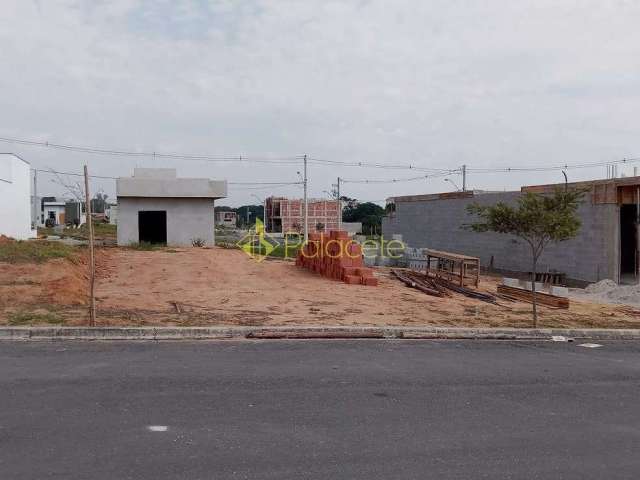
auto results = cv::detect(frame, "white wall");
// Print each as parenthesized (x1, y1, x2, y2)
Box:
(0, 154, 34, 240)
(41, 204, 66, 226)
(117, 197, 215, 246)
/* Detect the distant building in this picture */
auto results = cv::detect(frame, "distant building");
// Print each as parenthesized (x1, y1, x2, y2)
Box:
(65, 201, 86, 226)
(215, 210, 237, 227)
(106, 203, 117, 225)
(41, 199, 66, 226)
(265, 197, 340, 234)
(342, 222, 362, 236)
(116, 168, 227, 246)
(0, 153, 35, 239)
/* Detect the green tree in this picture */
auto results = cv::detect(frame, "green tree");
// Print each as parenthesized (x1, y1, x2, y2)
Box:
(466, 188, 584, 326)
(342, 201, 385, 235)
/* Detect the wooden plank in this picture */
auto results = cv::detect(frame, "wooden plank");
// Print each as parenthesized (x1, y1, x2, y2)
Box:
(497, 285, 569, 309)
(424, 249, 480, 262)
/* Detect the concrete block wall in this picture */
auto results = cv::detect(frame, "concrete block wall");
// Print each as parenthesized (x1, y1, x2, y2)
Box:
(382, 192, 618, 283)
(117, 197, 215, 247)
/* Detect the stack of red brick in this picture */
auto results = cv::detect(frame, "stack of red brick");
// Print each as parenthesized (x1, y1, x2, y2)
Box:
(295, 230, 378, 286)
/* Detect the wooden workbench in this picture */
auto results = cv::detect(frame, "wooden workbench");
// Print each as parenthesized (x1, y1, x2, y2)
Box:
(425, 249, 480, 288)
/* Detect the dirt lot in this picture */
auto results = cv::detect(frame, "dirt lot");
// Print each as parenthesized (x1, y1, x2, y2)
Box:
(3, 245, 640, 329)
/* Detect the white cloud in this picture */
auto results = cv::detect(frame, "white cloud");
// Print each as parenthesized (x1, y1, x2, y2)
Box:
(1, 0, 640, 203)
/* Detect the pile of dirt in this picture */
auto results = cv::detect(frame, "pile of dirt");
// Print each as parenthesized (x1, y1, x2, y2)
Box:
(0, 235, 15, 245)
(584, 279, 618, 294)
(572, 279, 640, 306)
(0, 256, 88, 307)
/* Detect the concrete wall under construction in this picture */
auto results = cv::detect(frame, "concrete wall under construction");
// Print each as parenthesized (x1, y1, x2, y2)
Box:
(382, 191, 618, 284)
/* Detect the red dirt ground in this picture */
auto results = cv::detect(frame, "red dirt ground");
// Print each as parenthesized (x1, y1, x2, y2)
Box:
(2, 246, 640, 328)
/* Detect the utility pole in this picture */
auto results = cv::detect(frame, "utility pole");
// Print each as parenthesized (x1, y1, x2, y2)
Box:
(83, 165, 96, 327)
(32, 169, 38, 229)
(303, 154, 308, 242)
(337, 176, 342, 231)
(462, 164, 467, 192)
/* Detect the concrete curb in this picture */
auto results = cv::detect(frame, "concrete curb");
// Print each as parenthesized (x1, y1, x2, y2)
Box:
(1, 326, 640, 341)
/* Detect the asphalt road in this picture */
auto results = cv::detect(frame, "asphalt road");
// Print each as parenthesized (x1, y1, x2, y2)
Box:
(1, 340, 639, 480)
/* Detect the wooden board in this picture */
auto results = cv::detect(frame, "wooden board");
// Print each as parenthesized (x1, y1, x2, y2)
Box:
(497, 285, 569, 309)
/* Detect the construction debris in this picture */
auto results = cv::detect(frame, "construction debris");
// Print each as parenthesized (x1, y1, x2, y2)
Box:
(428, 274, 497, 304)
(497, 284, 570, 309)
(391, 269, 445, 297)
(392, 269, 499, 304)
(296, 230, 378, 286)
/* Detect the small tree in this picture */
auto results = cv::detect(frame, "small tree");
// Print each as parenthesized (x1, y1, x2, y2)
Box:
(466, 188, 584, 327)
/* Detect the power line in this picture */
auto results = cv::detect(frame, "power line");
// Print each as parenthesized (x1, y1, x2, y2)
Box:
(1, 136, 302, 165)
(10, 135, 640, 177)
(341, 171, 456, 184)
(466, 157, 640, 173)
(308, 157, 452, 173)
(34, 168, 117, 180)
(34, 168, 301, 185)
(2, 135, 451, 172)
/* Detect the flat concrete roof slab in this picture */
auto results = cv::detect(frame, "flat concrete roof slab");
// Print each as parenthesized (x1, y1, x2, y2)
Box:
(117, 169, 227, 199)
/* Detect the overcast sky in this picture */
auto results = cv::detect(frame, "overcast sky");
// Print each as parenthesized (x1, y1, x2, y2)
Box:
(2, 0, 640, 206)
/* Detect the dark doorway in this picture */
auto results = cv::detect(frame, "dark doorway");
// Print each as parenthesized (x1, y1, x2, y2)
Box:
(138, 211, 167, 244)
(620, 204, 637, 277)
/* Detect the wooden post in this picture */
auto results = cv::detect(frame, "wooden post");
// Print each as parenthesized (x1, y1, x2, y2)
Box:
(84, 165, 96, 326)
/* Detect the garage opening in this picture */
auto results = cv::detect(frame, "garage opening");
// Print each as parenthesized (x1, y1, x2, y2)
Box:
(138, 211, 167, 244)
(620, 204, 638, 282)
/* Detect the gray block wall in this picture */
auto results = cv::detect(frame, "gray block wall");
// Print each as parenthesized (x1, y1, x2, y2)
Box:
(117, 197, 215, 247)
(382, 192, 618, 283)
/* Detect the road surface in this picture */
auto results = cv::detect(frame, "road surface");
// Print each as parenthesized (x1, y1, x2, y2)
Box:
(1, 340, 639, 479)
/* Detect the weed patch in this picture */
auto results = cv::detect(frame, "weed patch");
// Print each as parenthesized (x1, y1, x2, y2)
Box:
(0, 240, 77, 264)
(8, 310, 64, 325)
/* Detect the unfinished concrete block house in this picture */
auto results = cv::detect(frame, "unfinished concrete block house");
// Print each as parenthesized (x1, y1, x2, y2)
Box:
(116, 168, 227, 247)
(265, 197, 339, 234)
(383, 177, 640, 285)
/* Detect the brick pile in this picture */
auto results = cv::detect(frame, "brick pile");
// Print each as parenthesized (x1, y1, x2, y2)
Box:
(295, 230, 378, 286)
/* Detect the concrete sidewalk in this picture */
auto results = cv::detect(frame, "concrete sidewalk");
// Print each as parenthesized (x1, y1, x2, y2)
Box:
(2, 325, 640, 341)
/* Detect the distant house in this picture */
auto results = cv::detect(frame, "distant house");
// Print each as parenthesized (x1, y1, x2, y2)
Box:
(215, 210, 237, 227)
(116, 168, 227, 246)
(65, 201, 86, 226)
(41, 199, 66, 226)
(342, 222, 363, 236)
(106, 203, 118, 225)
(265, 197, 340, 234)
(0, 153, 36, 239)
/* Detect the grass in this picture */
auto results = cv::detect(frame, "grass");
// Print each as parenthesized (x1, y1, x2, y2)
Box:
(0, 240, 77, 264)
(66, 223, 117, 239)
(241, 243, 301, 259)
(39, 223, 117, 240)
(8, 310, 64, 325)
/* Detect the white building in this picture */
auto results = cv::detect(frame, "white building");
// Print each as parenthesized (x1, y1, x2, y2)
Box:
(116, 169, 227, 246)
(0, 153, 36, 239)
(106, 203, 118, 225)
(215, 210, 237, 227)
(41, 200, 66, 226)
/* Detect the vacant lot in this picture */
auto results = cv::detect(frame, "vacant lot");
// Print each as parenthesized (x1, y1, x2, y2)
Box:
(2, 244, 640, 329)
